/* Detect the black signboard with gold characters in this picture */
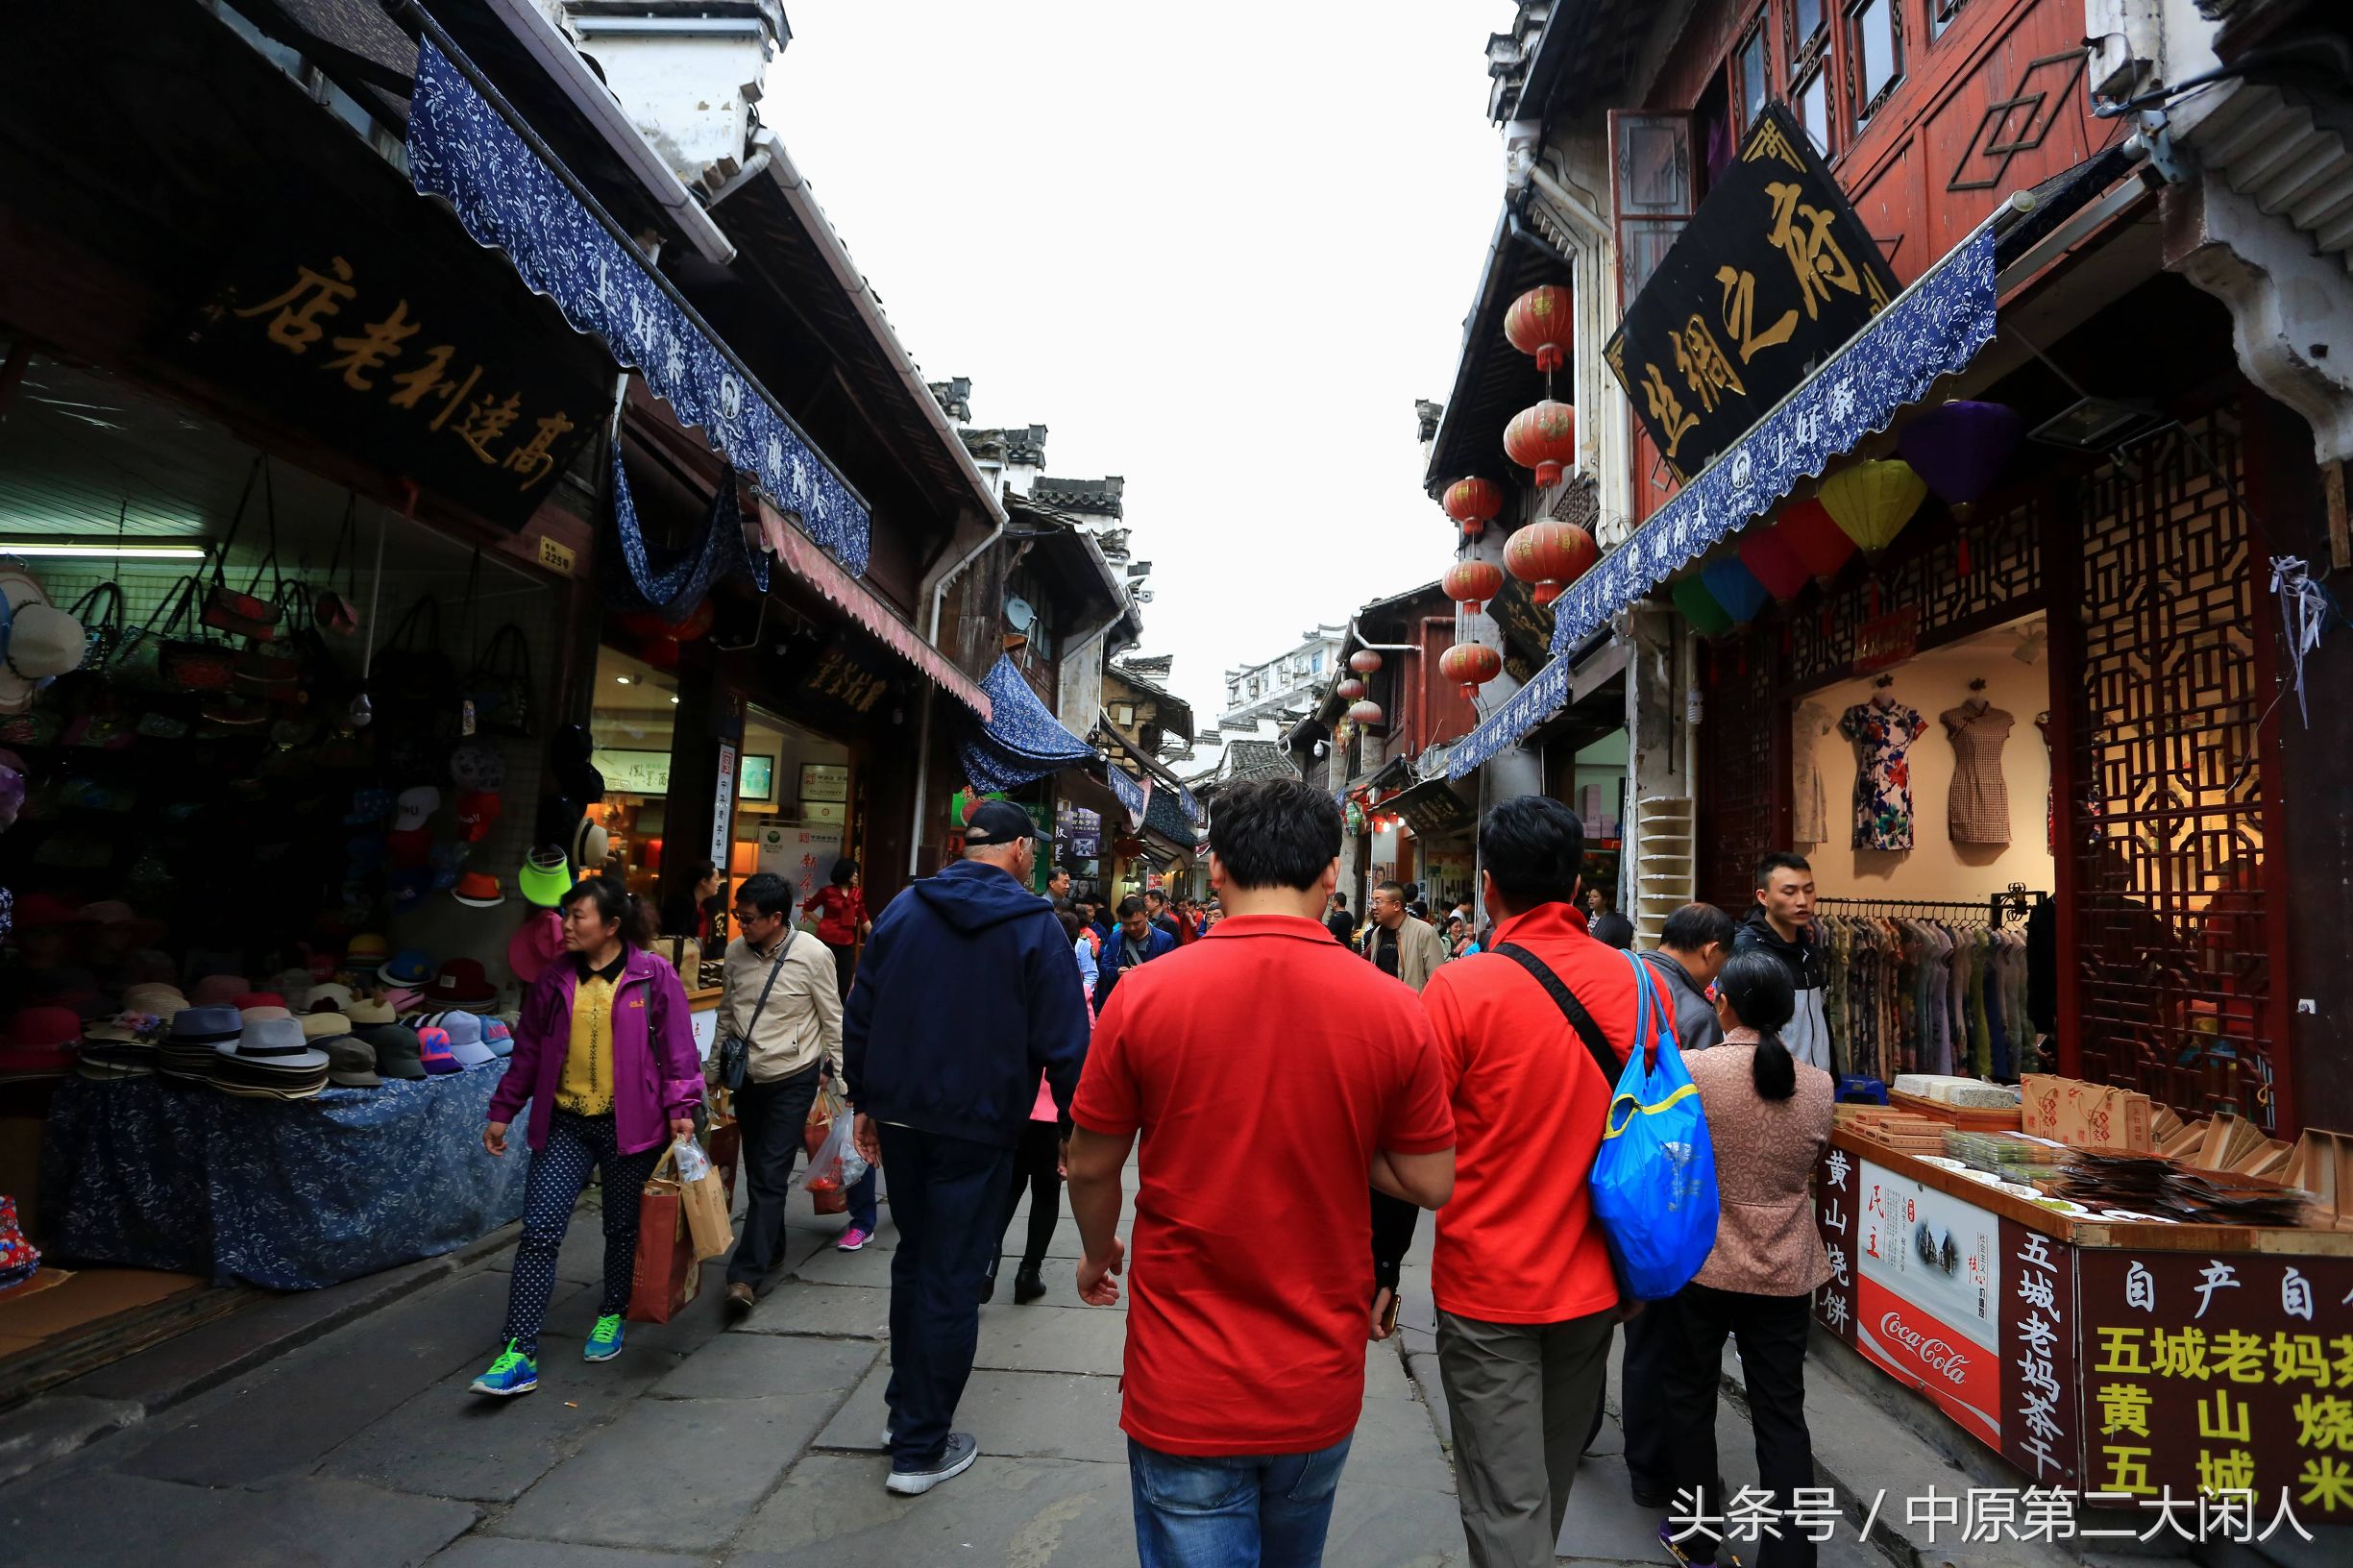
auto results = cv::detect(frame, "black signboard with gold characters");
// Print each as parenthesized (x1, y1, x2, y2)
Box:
(163, 183, 609, 530)
(1605, 103, 1899, 483)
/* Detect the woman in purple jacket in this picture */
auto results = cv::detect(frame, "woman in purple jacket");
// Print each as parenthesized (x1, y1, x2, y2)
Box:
(472, 876, 703, 1398)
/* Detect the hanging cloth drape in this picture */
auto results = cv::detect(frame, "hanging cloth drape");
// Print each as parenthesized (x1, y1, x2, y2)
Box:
(959, 654, 1096, 793)
(606, 447, 769, 621)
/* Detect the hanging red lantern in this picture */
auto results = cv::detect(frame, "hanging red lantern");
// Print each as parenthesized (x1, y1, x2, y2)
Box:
(1439, 642, 1502, 700)
(1443, 478, 1503, 541)
(1503, 285, 1574, 372)
(1336, 676, 1365, 700)
(1772, 498, 1857, 590)
(1503, 400, 1578, 488)
(1503, 519, 1599, 606)
(1347, 698, 1384, 727)
(1349, 649, 1382, 675)
(1442, 559, 1506, 616)
(1736, 527, 1811, 602)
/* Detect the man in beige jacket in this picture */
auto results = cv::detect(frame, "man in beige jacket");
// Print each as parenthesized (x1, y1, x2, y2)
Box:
(1362, 880, 1448, 992)
(718, 870, 845, 1314)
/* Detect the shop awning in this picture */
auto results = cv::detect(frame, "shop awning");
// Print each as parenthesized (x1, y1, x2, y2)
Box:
(404, 39, 871, 575)
(1450, 223, 1999, 776)
(961, 655, 1098, 794)
(1389, 773, 1479, 840)
(1104, 761, 1149, 830)
(757, 501, 990, 721)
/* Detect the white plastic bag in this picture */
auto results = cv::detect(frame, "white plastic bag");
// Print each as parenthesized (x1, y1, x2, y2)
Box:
(797, 1113, 870, 1192)
(673, 1136, 714, 1183)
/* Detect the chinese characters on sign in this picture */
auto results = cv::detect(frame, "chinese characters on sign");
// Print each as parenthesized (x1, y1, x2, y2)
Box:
(1605, 103, 1900, 482)
(171, 208, 605, 528)
(2081, 1251, 2353, 1515)
(797, 645, 892, 716)
(2002, 1222, 2079, 1487)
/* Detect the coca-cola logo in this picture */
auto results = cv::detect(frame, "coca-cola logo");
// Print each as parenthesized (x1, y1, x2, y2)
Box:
(1880, 1311, 1971, 1384)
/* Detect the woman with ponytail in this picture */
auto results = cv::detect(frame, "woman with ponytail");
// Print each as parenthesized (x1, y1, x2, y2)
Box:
(473, 875, 701, 1398)
(1655, 950, 1835, 1568)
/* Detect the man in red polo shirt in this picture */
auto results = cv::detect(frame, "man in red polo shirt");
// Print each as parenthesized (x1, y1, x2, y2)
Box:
(1066, 776, 1455, 1568)
(1419, 795, 1642, 1568)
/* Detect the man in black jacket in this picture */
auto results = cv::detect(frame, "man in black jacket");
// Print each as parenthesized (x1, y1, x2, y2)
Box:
(1733, 851, 1833, 1072)
(845, 800, 1091, 1498)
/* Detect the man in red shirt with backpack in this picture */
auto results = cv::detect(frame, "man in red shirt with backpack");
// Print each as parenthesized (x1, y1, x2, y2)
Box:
(1418, 795, 1645, 1568)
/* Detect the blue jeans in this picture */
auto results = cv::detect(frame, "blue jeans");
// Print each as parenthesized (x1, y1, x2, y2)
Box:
(879, 1123, 1014, 1470)
(1126, 1435, 1353, 1568)
(846, 1164, 878, 1232)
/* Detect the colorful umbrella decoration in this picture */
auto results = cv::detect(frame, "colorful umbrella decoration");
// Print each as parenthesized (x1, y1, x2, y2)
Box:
(1774, 498, 1856, 590)
(1701, 557, 1771, 626)
(1820, 459, 1929, 559)
(1737, 527, 1811, 602)
(1898, 401, 2022, 520)
(1670, 575, 1732, 637)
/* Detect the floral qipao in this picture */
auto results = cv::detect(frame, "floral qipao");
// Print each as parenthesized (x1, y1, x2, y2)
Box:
(1839, 700, 1927, 851)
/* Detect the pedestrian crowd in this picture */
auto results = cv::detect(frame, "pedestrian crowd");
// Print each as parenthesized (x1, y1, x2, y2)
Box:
(466, 781, 1840, 1568)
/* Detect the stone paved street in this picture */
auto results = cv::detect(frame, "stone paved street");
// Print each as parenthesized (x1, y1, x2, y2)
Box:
(0, 1161, 2074, 1568)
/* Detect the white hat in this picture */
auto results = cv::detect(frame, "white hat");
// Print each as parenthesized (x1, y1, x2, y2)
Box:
(394, 786, 442, 832)
(0, 566, 86, 714)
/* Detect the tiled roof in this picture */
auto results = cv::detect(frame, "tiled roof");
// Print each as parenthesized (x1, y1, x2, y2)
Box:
(1219, 741, 1298, 783)
(1030, 476, 1124, 517)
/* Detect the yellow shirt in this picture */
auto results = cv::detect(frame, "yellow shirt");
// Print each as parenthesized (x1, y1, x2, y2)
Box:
(557, 973, 619, 1115)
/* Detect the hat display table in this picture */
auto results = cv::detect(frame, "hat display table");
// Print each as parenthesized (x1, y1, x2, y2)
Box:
(39, 1066, 532, 1290)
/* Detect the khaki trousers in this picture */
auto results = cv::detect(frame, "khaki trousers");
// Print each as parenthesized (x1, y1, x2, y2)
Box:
(1436, 1306, 1616, 1568)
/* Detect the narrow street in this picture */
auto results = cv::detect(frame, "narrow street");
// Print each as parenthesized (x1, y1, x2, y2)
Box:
(1, 1161, 2106, 1568)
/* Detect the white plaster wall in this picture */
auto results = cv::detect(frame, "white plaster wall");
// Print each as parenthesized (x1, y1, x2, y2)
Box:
(1797, 632, 2056, 901)
(575, 32, 767, 178)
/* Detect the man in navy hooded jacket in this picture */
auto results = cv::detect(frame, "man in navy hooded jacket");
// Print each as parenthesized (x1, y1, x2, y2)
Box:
(843, 799, 1091, 1498)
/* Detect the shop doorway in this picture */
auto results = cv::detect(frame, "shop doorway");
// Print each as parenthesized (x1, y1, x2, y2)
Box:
(730, 705, 855, 930)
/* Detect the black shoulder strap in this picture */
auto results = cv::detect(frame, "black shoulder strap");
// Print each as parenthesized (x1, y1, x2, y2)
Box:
(1493, 943, 1622, 1088)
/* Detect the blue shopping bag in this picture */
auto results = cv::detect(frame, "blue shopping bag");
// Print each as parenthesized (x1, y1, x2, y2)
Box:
(1588, 952, 1720, 1298)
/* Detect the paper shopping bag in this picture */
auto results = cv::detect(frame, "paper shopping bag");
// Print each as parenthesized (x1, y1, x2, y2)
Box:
(705, 1093, 742, 1208)
(674, 1137, 735, 1262)
(626, 1146, 700, 1323)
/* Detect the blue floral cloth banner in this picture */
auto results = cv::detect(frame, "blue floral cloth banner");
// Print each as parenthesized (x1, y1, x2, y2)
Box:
(608, 449, 769, 618)
(1106, 761, 1148, 829)
(960, 653, 1098, 794)
(42, 1066, 532, 1290)
(1451, 226, 1997, 779)
(406, 40, 870, 575)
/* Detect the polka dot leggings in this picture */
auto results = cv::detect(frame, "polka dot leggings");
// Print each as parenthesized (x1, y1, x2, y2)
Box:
(498, 1111, 664, 1355)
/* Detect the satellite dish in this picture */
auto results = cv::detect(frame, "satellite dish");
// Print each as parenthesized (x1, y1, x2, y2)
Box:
(1004, 595, 1036, 631)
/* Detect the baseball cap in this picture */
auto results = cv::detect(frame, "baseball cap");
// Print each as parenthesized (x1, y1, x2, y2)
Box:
(962, 799, 1043, 847)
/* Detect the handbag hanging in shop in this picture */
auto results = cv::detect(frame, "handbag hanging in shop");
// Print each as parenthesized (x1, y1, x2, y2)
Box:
(149, 577, 236, 693)
(199, 459, 286, 642)
(66, 580, 128, 673)
(311, 496, 364, 638)
(374, 595, 459, 722)
(470, 622, 535, 738)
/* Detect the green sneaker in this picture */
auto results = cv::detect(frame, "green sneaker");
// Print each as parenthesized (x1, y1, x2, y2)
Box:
(470, 1340, 538, 1397)
(584, 1313, 625, 1362)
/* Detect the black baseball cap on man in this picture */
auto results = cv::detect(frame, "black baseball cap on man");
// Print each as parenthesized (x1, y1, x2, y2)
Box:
(964, 800, 1045, 847)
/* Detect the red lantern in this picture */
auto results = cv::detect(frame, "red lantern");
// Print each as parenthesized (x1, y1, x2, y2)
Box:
(1774, 498, 1856, 590)
(1443, 559, 1505, 616)
(1336, 676, 1365, 700)
(1504, 286, 1575, 372)
(1503, 520, 1599, 606)
(1439, 641, 1502, 700)
(1504, 400, 1578, 488)
(1347, 698, 1383, 727)
(1349, 649, 1382, 675)
(1443, 478, 1502, 541)
(1736, 527, 1810, 602)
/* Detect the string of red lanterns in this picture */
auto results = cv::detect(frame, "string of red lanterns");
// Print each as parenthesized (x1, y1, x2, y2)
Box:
(1503, 518, 1600, 605)
(1442, 558, 1504, 616)
(1503, 400, 1578, 488)
(1443, 477, 1502, 542)
(1439, 641, 1501, 700)
(1503, 285, 1574, 373)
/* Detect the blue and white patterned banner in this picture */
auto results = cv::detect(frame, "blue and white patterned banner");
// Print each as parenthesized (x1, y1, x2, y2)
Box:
(406, 41, 870, 575)
(608, 449, 769, 617)
(1450, 226, 1997, 779)
(960, 654, 1098, 793)
(1106, 761, 1147, 828)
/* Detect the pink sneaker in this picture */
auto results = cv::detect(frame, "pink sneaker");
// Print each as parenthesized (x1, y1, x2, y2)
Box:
(836, 1225, 873, 1252)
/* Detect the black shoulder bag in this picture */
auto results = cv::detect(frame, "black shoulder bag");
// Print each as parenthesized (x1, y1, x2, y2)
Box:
(1492, 943, 1624, 1086)
(718, 929, 796, 1091)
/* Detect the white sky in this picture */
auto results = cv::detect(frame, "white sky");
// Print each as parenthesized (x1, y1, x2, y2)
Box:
(765, 2, 1521, 743)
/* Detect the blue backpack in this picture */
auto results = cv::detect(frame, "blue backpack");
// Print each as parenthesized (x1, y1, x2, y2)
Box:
(1495, 944, 1721, 1299)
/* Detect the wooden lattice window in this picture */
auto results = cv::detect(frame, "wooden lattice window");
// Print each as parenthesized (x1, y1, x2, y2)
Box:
(1697, 646, 1780, 911)
(2061, 413, 2284, 1130)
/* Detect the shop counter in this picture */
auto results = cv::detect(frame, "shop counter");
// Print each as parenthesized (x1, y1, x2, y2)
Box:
(41, 1068, 533, 1291)
(1813, 1126, 2353, 1518)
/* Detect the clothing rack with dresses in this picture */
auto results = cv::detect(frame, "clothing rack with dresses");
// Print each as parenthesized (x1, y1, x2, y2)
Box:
(1811, 891, 2048, 1087)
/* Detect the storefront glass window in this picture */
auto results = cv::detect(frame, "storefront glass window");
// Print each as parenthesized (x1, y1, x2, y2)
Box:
(1737, 22, 1771, 128)
(732, 705, 854, 931)
(1848, 0, 1902, 125)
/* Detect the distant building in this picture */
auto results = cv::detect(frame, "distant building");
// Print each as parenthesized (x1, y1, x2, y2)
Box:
(1217, 625, 1347, 734)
